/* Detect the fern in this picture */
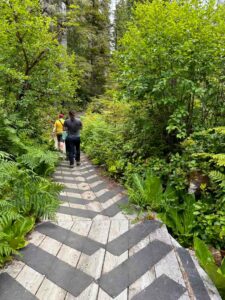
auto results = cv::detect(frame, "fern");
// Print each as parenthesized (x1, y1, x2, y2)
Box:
(193, 152, 225, 168)
(0, 241, 16, 266)
(0, 117, 26, 156)
(0, 151, 12, 160)
(127, 172, 176, 211)
(0, 217, 34, 267)
(0, 200, 21, 229)
(159, 195, 196, 247)
(0, 109, 61, 267)
(11, 172, 62, 219)
(209, 171, 225, 190)
(211, 154, 225, 167)
(192, 152, 211, 159)
(210, 171, 225, 183)
(18, 147, 59, 176)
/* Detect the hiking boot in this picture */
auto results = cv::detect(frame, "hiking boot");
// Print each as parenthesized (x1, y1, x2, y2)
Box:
(69, 164, 74, 169)
(76, 161, 80, 166)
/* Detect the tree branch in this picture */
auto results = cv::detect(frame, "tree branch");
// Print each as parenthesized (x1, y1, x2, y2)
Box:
(16, 31, 30, 73)
(26, 49, 49, 75)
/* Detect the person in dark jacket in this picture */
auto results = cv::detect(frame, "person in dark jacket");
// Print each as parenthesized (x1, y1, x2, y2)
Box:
(64, 111, 82, 168)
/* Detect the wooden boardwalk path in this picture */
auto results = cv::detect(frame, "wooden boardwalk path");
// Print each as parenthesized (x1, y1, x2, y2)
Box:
(0, 155, 221, 300)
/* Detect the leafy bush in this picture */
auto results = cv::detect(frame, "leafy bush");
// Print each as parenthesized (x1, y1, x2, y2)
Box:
(194, 201, 225, 249)
(82, 98, 169, 180)
(82, 100, 130, 178)
(0, 157, 61, 217)
(11, 171, 61, 219)
(114, 0, 225, 140)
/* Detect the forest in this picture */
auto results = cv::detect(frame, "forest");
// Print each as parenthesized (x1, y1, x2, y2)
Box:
(0, 0, 225, 298)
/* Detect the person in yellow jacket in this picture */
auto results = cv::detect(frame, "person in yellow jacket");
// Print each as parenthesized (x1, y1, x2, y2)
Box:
(53, 114, 65, 152)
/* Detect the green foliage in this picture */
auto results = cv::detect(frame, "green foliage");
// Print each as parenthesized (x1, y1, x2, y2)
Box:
(114, 0, 225, 141)
(0, 110, 61, 267)
(159, 195, 196, 247)
(127, 170, 196, 246)
(0, 155, 61, 265)
(127, 171, 176, 211)
(114, 0, 145, 49)
(18, 147, 59, 176)
(183, 127, 225, 206)
(0, 214, 35, 266)
(82, 98, 170, 179)
(127, 172, 162, 210)
(0, 159, 61, 218)
(82, 99, 131, 178)
(210, 171, 225, 191)
(0, 114, 27, 156)
(0, 0, 78, 120)
(81, 1, 225, 298)
(68, 0, 110, 102)
(12, 173, 61, 219)
(114, 0, 131, 49)
(194, 237, 225, 299)
(194, 201, 225, 249)
(0, 0, 76, 267)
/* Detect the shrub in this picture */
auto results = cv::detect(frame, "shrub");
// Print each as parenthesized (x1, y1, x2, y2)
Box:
(114, 0, 225, 141)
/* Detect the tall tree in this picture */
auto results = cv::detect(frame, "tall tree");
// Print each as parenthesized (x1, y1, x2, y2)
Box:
(114, 0, 145, 49)
(41, 0, 69, 47)
(0, 0, 78, 129)
(68, 0, 111, 103)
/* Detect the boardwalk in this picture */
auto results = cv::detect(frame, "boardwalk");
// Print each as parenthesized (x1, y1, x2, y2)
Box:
(0, 155, 221, 300)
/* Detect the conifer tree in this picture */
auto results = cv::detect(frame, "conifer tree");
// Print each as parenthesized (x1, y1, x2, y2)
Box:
(68, 0, 111, 102)
(114, 0, 149, 49)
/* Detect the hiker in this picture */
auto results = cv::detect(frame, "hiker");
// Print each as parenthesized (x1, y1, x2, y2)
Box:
(52, 114, 65, 152)
(64, 111, 82, 168)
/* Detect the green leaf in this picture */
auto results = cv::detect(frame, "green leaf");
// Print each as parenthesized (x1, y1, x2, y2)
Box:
(204, 263, 225, 298)
(220, 258, 225, 276)
(194, 237, 215, 266)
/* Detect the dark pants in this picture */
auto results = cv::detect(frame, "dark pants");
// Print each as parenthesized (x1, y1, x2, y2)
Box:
(56, 134, 63, 142)
(67, 136, 80, 165)
(65, 138, 69, 158)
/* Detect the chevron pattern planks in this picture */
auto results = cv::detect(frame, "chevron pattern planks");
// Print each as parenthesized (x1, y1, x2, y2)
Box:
(0, 154, 221, 300)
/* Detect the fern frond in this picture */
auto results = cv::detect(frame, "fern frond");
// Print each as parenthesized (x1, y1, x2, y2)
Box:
(0, 199, 21, 228)
(210, 171, 225, 183)
(0, 151, 12, 161)
(211, 154, 225, 167)
(192, 152, 212, 159)
(212, 127, 225, 135)
(18, 147, 59, 176)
